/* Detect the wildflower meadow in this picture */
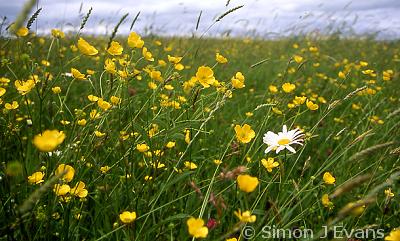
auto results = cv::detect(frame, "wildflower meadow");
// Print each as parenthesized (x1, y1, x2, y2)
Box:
(0, 1, 400, 240)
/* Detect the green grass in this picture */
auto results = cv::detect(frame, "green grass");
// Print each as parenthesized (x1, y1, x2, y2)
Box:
(0, 31, 399, 241)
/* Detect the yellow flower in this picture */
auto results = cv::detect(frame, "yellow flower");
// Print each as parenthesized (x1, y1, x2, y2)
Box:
(0, 87, 6, 97)
(55, 164, 75, 183)
(33, 130, 66, 152)
(306, 99, 319, 111)
(136, 143, 150, 152)
(150, 70, 163, 81)
(71, 68, 86, 80)
(15, 79, 35, 95)
(185, 129, 191, 144)
(234, 124, 255, 144)
(234, 209, 256, 223)
(158, 59, 167, 67)
(214, 159, 222, 165)
(231, 72, 245, 89)
(187, 217, 208, 238)
(142, 47, 154, 61)
(216, 53, 228, 64)
(71, 181, 88, 198)
(282, 82, 296, 93)
(323, 172, 336, 185)
(226, 238, 238, 241)
(41, 60, 50, 66)
(53, 184, 70, 196)
(88, 94, 99, 102)
(119, 211, 137, 224)
(184, 161, 197, 170)
(345, 201, 365, 216)
(195, 66, 215, 88)
(293, 96, 306, 105)
(77, 119, 87, 126)
(269, 85, 278, 93)
(237, 174, 259, 193)
(338, 71, 346, 79)
(128, 32, 144, 48)
(52, 86, 61, 94)
(90, 109, 100, 119)
(261, 158, 279, 172)
(97, 98, 112, 111)
(51, 29, 65, 38)
(142, 79, 155, 89)
(321, 194, 333, 209)
(385, 229, 400, 241)
(28, 172, 45, 184)
(385, 188, 395, 198)
(107, 41, 123, 56)
(110, 96, 121, 105)
(5, 101, 19, 110)
(167, 55, 182, 64)
(77, 37, 98, 56)
(16, 27, 29, 37)
(293, 55, 303, 63)
(104, 58, 117, 74)
(95, 131, 106, 137)
(100, 166, 110, 174)
(166, 141, 176, 148)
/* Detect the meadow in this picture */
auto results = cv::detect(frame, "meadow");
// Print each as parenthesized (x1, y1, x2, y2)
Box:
(0, 5, 400, 241)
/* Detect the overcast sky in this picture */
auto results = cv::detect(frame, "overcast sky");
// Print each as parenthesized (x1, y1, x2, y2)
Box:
(1, 0, 399, 39)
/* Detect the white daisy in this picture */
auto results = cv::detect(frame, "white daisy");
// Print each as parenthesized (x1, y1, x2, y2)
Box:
(263, 125, 304, 154)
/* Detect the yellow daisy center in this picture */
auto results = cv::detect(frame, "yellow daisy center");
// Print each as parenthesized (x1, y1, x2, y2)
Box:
(278, 138, 290, 145)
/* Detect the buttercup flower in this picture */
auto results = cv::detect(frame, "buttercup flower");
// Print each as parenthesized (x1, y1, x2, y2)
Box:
(195, 66, 215, 88)
(282, 82, 296, 93)
(28, 172, 45, 184)
(263, 125, 304, 154)
(231, 72, 245, 89)
(167, 55, 182, 64)
(234, 124, 255, 144)
(51, 29, 65, 38)
(385, 229, 400, 241)
(323, 172, 336, 185)
(261, 158, 279, 172)
(0, 87, 6, 97)
(5, 101, 19, 110)
(16, 27, 29, 37)
(119, 211, 137, 224)
(100, 166, 110, 174)
(187, 217, 208, 238)
(71, 68, 86, 80)
(107, 41, 123, 56)
(53, 184, 70, 196)
(128, 32, 144, 48)
(237, 174, 259, 193)
(321, 194, 333, 209)
(97, 98, 112, 111)
(33, 130, 66, 152)
(306, 99, 319, 111)
(142, 47, 154, 61)
(216, 53, 228, 63)
(71, 181, 88, 198)
(52, 86, 61, 94)
(184, 161, 197, 170)
(136, 143, 150, 152)
(77, 37, 98, 56)
(166, 141, 176, 148)
(55, 164, 75, 183)
(234, 209, 256, 223)
(15, 79, 35, 95)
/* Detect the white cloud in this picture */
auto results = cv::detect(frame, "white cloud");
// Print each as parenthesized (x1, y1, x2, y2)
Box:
(1, 0, 399, 38)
